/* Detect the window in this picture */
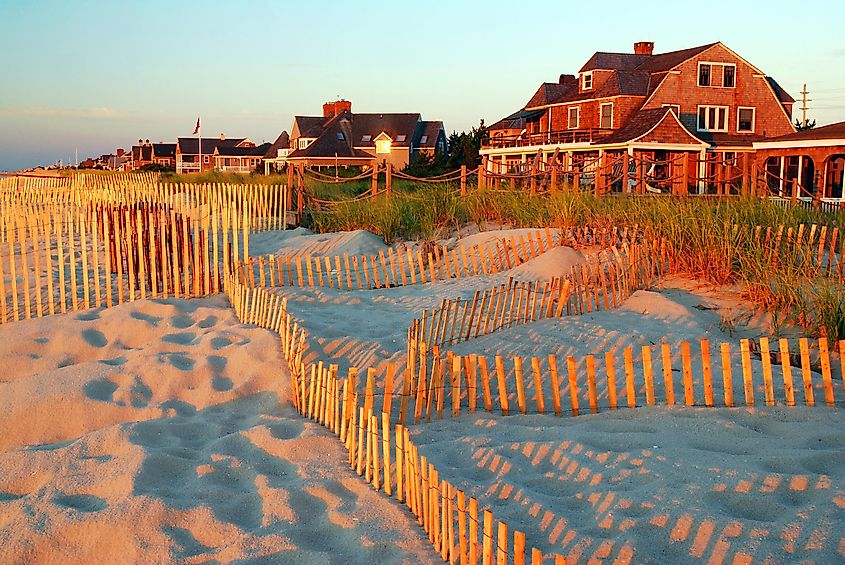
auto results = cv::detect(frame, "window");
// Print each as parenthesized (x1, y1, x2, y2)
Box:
(396, 135, 406, 142)
(298, 138, 312, 150)
(361, 135, 372, 142)
(699, 62, 736, 88)
(420, 135, 428, 144)
(662, 103, 681, 115)
(697, 105, 729, 132)
(336, 132, 345, 140)
(581, 72, 593, 90)
(698, 63, 711, 86)
(567, 106, 580, 129)
(737, 107, 755, 132)
(203, 155, 210, 164)
(599, 103, 613, 129)
(723, 65, 735, 88)
(375, 139, 391, 154)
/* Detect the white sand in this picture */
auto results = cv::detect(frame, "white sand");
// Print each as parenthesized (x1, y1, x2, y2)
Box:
(3, 226, 842, 564)
(0, 296, 437, 564)
(257, 227, 844, 563)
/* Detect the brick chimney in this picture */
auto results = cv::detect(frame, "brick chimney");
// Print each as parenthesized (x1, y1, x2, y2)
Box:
(323, 102, 335, 119)
(634, 41, 654, 56)
(334, 99, 351, 115)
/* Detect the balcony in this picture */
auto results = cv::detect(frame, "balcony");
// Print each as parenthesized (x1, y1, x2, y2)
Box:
(482, 129, 613, 150)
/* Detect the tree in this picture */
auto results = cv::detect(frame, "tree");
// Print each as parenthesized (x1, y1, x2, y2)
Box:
(445, 119, 487, 170)
(795, 118, 816, 131)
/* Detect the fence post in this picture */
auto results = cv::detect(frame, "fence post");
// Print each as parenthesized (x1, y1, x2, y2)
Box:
(622, 152, 630, 194)
(372, 162, 379, 195)
(385, 163, 392, 197)
(460, 165, 467, 196)
(477, 164, 485, 191)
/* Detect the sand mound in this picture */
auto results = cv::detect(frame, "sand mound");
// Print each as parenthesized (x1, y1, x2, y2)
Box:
(507, 246, 586, 281)
(456, 227, 554, 251)
(249, 229, 389, 258)
(0, 296, 437, 564)
(621, 289, 695, 322)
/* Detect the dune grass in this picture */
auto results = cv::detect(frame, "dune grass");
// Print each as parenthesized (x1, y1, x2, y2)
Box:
(306, 183, 845, 338)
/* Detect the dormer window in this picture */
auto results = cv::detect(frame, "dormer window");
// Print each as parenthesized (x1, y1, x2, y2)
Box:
(581, 71, 593, 90)
(374, 132, 393, 154)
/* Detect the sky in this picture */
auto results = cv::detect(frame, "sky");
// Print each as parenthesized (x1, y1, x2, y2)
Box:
(1, 0, 844, 171)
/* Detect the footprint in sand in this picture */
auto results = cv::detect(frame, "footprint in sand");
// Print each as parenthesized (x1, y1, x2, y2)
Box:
(210, 336, 232, 350)
(84, 378, 119, 402)
(0, 492, 25, 502)
(82, 328, 108, 348)
(131, 311, 163, 326)
(75, 310, 102, 321)
(197, 315, 218, 328)
(162, 332, 198, 346)
(171, 315, 196, 329)
(53, 493, 108, 513)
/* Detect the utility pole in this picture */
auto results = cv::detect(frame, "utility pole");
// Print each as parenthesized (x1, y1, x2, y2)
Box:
(800, 83, 812, 128)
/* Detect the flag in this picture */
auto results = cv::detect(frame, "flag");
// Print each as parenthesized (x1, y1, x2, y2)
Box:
(193, 117, 200, 135)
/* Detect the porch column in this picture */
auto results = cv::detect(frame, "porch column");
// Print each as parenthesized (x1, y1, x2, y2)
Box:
(797, 155, 804, 199)
(698, 149, 707, 195)
(779, 156, 785, 197)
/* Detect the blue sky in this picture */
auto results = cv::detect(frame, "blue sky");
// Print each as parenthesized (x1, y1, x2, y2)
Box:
(1, 0, 844, 171)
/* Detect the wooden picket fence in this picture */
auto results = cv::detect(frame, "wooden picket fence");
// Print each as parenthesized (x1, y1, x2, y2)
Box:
(406, 239, 665, 356)
(225, 276, 566, 564)
(0, 177, 284, 323)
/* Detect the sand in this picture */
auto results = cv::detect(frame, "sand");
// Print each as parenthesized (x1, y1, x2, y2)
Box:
(0, 296, 437, 564)
(2, 225, 843, 564)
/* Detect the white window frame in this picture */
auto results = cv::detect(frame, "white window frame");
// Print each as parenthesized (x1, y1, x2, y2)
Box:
(662, 103, 681, 115)
(581, 71, 593, 90)
(722, 64, 736, 88)
(599, 102, 613, 129)
(698, 61, 737, 88)
(697, 105, 729, 132)
(737, 106, 756, 133)
(567, 106, 580, 129)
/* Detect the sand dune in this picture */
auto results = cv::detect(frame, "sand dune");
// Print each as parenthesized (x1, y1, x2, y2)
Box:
(0, 296, 437, 564)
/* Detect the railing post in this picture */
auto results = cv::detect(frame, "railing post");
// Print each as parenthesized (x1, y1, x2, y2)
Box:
(460, 165, 467, 196)
(622, 152, 630, 194)
(372, 162, 379, 195)
(478, 164, 485, 190)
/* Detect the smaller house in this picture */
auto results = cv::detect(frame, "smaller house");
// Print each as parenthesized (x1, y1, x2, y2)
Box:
(285, 100, 447, 169)
(214, 143, 271, 173)
(262, 131, 291, 174)
(176, 135, 255, 174)
(152, 143, 176, 169)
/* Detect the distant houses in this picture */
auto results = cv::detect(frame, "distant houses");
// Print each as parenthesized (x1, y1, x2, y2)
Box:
(175, 135, 256, 174)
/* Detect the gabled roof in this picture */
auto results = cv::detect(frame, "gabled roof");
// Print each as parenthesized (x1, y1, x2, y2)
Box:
(153, 143, 176, 158)
(599, 107, 706, 146)
(287, 115, 374, 160)
(580, 52, 650, 72)
(216, 143, 271, 157)
(413, 120, 444, 148)
(263, 131, 290, 159)
(293, 116, 326, 139)
(766, 77, 795, 104)
(526, 79, 577, 108)
(635, 43, 717, 72)
(759, 121, 845, 143)
(177, 137, 248, 155)
(487, 108, 546, 131)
